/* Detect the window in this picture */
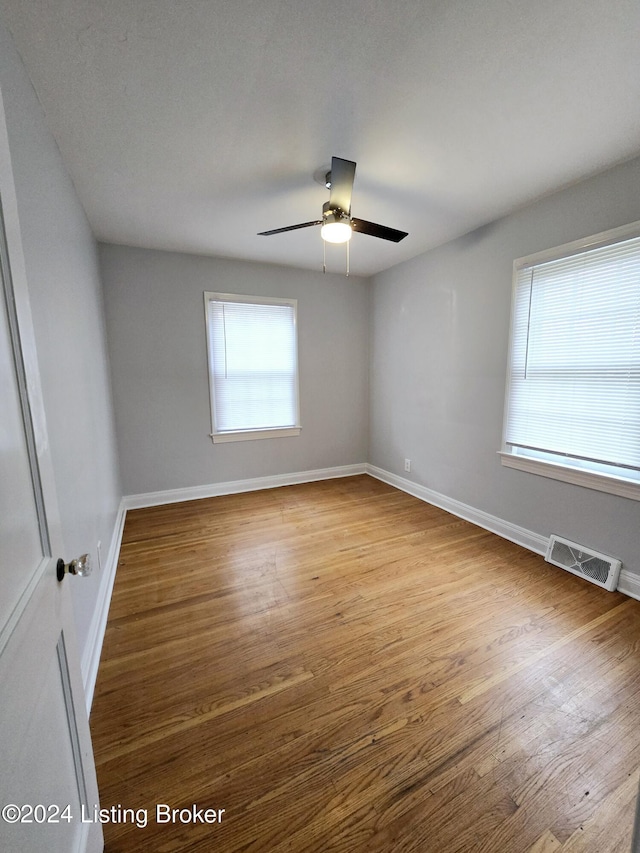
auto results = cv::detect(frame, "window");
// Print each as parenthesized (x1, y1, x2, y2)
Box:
(500, 221, 640, 501)
(204, 292, 301, 443)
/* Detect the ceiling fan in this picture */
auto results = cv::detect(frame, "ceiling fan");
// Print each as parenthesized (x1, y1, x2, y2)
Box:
(258, 156, 408, 246)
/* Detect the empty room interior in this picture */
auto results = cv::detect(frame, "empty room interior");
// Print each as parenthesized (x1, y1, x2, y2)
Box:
(1, 2, 640, 852)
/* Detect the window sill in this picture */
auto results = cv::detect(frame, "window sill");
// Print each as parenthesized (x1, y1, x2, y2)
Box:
(498, 452, 640, 502)
(211, 427, 301, 444)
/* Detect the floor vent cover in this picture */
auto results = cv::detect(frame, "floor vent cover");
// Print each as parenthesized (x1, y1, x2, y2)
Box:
(545, 535, 621, 591)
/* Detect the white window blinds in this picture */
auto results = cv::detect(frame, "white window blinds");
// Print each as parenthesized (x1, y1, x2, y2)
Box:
(205, 293, 300, 439)
(504, 233, 640, 477)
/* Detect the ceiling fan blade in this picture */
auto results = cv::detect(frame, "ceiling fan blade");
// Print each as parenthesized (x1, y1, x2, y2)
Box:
(328, 157, 356, 215)
(351, 218, 408, 243)
(258, 220, 322, 236)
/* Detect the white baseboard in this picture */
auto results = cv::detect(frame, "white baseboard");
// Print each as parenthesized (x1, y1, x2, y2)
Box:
(366, 464, 549, 555)
(123, 463, 368, 510)
(366, 464, 640, 599)
(82, 499, 127, 714)
(618, 569, 640, 601)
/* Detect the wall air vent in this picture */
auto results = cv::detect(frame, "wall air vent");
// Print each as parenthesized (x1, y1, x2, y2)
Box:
(545, 535, 621, 592)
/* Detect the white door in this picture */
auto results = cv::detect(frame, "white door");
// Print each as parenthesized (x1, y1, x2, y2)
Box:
(0, 88, 102, 853)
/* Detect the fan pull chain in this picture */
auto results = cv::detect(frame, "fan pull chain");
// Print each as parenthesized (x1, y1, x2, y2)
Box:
(321, 237, 351, 276)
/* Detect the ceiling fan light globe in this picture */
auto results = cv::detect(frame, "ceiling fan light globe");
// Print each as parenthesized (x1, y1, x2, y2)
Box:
(321, 221, 352, 243)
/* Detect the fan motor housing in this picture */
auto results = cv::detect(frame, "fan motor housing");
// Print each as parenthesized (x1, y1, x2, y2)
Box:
(322, 201, 350, 224)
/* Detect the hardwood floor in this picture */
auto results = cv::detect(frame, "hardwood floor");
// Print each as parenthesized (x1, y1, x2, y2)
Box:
(90, 475, 640, 852)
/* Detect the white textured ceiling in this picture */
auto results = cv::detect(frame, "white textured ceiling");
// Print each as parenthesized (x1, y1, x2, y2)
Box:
(1, 0, 639, 276)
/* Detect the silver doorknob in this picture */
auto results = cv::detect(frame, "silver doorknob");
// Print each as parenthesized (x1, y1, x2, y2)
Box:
(56, 554, 92, 582)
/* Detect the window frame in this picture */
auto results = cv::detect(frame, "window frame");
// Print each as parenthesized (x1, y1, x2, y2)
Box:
(499, 219, 640, 502)
(204, 291, 301, 444)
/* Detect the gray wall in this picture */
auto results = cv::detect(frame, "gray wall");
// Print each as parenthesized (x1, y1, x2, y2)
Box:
(100, 245, 369, 495)
(0, 24, 122, 655)
(370, 155, 640, 579)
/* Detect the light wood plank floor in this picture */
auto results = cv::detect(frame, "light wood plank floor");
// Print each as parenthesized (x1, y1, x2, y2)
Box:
(90, 475, 640, 852)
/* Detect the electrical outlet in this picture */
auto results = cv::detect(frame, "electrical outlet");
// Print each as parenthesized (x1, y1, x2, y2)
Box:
(404, 458, 411, 473)
(96, 540, 102, 572)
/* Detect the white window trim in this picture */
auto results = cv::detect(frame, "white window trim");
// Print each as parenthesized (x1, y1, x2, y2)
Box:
(498, 451, 640, 501)
(500, 219, 640, 501)
(204, 291, 301, 444)
(211, 427, 301, 444)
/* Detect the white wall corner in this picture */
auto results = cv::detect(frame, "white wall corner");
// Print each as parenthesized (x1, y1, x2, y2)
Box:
(123, 463, 368, 510)
(81, 499, 127, 714)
